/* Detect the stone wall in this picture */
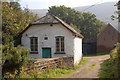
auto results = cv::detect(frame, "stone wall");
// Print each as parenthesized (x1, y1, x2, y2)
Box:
(25, 56, 74, 72)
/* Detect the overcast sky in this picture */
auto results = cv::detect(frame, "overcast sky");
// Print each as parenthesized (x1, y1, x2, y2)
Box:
(20, 0, 118, 9)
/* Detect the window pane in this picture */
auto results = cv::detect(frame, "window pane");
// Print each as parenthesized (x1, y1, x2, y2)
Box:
(35, 38, 38, 44)
(56, 36, 64, 52)
(56, 37, 60, 52)
(31, 38, 34, 44)
(61, 37, 64, 51)
(61, 41, 64, 51)
(30, 37, 38, 52)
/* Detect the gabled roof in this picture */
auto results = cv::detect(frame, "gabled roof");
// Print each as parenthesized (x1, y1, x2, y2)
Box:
(97, 23, 120, 38)
(19, 14, 84, 38)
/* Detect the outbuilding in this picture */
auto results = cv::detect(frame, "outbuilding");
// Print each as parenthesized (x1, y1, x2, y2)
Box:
(20, 14, 84, 65)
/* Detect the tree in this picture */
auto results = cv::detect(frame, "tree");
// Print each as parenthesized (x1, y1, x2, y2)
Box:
(70, 23, 80, 33)
(2, 2, 38, 44)
(111, 1, 120, 21)
(1, 42, 30, 78)
(1, 2, 37, 78)
(48, 5, 105, 41)
(117, 1, 120, 21)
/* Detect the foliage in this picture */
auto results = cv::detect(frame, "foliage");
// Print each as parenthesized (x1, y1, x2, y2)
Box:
(111, 1, 120, 21)
(110, 43, 120, 78)
(19, 58, 88, 78)
(48, 5, 105, 41)
(2, 2, 38, 44)
(70, 23, 80, 33)
(99, 59, 114, 78)
(38, 69, 74, 78)
(99, 43, 120, 78)
(75, 58, 89, 69)
(1, 42, 30, 78)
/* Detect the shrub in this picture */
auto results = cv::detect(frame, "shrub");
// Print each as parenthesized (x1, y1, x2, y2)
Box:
(110, 43, 120, 78)
(99, 43, 120, 78)
(1, 42, 30, 78)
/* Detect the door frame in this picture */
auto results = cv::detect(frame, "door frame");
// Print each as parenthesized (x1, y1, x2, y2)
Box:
(42, 47, 52, 58)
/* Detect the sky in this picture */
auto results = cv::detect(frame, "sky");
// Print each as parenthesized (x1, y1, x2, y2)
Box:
(19, 0, 118, 9)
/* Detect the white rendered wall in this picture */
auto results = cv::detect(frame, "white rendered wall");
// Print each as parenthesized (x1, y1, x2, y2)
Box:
(74, 37, 83, 66)
(21, 24, 75, 59)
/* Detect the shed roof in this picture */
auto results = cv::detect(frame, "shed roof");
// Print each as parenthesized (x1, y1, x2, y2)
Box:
(20, 14, 84, 38)
(97, 23, 120, 37)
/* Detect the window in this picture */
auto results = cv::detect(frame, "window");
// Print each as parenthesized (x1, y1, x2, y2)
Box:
(55, 36, 65, 53)
(30, 37, 38, 54)
(44, 37, 48, 40)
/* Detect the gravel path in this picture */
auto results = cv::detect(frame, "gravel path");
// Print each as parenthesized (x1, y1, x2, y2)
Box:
(56, 55, 110, 78)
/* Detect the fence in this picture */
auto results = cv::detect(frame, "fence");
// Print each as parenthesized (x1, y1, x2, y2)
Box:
(25, 56, 74, 72)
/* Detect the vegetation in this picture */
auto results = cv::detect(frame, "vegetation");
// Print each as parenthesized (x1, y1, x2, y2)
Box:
(2, 2, 38, 78)
(112, 1, 120, 21)
(2, 2, 38, 45)
(75, 58, 89, 69)
(88, 63, 96, 71)
(1, 42, 30, 78)
(48, 5, 106, 41)
(99, 59, 113, 78)
(83, 51, 110, 57)
(99, 43, 120, 78)
(19, 58, 89, 78)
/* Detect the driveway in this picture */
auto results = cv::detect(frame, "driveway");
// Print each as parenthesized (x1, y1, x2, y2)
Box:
(56, 55, 110, 78)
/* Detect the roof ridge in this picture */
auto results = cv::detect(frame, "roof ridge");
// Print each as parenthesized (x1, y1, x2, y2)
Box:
(19, 14, 84, 38)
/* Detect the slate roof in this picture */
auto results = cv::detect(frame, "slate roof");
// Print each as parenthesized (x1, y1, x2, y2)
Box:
(32, 14, 59, 24)
(20, 14, 84, 38)
(97, 23, 120, 37)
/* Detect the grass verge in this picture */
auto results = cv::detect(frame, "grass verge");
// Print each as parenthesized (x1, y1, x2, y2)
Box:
(75, 58, 89, 69)
(42, 58, 89, 78)
(99, 59, 114, 78)
(21, 58, 89, 78)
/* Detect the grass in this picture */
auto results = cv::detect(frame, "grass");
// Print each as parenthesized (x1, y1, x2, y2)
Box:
(34, 58, 89, 78)
(99, 59, 114, 78)
(84, 63, 96, 74)
(88, 63, 96, 71)
(38, 68, 74, 78)
(20, 58, 89, 78)
(83, 51, 110, 57)
(75, 58, 89, 69)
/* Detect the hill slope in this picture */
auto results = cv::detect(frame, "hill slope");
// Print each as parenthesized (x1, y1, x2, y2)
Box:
(30, 2, 118, 30)
(74, 2, 118, 30)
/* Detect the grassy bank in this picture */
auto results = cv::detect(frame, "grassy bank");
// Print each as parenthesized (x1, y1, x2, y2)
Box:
(99, 59, 114, 78)
(99, 43, 120, 78)
(21, 58, 89, 78)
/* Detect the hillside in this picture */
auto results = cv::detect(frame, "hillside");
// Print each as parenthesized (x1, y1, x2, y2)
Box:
(30, 2, 118, 30)
(74, 2, 118, 30)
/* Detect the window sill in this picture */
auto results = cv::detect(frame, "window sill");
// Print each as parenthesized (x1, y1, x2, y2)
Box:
(54, 52, 65, 54)
(30, 52, 38, 54)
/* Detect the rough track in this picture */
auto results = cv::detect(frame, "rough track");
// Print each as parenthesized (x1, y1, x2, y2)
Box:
(56, 55, 110, 78)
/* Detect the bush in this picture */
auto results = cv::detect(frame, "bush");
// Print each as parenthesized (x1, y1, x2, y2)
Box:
(110, 43, 120, 78)
(99, 43, 120, 78)
(1, 42, 30, 78)
(99, 59, 114, 78)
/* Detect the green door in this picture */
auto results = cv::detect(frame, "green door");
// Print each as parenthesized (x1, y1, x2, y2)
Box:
(42, 48, 51, 58)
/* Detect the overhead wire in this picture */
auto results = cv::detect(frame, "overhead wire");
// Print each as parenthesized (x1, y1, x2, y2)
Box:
(82, 0, 103, 12)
